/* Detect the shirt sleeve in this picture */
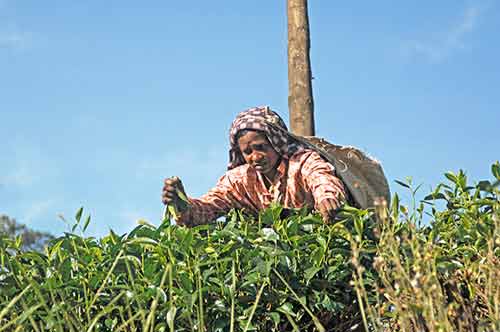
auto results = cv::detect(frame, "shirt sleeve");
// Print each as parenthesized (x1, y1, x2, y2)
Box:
(176, 172, 244, 226)
(300, 151, 347, 210)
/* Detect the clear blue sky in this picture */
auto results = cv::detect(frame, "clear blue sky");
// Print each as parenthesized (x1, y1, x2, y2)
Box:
(1, 1, 499, 237)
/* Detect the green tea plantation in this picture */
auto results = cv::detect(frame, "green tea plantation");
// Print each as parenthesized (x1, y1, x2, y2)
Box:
(1, 163, 499, 331)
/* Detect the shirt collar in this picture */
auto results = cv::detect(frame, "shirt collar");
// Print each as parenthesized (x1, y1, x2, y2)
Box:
(274, 158, 287, 180)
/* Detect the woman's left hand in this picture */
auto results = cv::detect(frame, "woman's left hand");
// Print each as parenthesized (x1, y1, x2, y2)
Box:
(318, 198, 339, 224)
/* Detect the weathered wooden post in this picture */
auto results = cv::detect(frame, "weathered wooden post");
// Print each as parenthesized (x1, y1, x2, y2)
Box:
(287, 0, 315, 136)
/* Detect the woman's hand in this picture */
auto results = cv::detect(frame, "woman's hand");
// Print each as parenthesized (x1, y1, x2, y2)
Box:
(317, 198, 339, 224)
(162, 176, 189, 213)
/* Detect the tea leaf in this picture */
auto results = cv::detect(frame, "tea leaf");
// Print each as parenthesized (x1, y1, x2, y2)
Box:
(75, 206, 83, 223)
(277, 302, 296, 317)
(394, 180, 410, 189)
(166, 306, 177, 331)
(82, 214, 91, 233)
(424, 193, 447, 201)
(445, 171, 457, 183)
(492, 161, 500, 181)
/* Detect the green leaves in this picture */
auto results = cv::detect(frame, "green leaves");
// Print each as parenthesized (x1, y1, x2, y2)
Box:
(277, 302, 296, 317)
(72, 206, 84, 232)
(166, 305, 177, 331)
(492, 161, 500, 181)
(0, 205, 362, 331)
(69, 206, 92, 234)
(1, 162, 498, 331)
(83, 214, 91, 233)
(394, 179, 410, 189)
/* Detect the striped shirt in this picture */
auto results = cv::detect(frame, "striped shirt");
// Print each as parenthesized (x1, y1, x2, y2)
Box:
(177, 149, 346, 225)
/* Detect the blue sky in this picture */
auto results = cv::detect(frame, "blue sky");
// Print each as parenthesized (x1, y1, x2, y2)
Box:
(1, 1, 499, 237)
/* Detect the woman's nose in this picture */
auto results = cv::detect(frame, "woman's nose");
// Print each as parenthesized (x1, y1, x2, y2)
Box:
(251, 153, 262, 162)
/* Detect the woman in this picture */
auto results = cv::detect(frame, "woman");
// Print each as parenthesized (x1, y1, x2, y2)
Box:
(162, 106, 346, 226)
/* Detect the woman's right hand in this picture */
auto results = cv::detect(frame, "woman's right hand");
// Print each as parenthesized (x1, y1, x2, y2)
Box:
(162, 176, 189, 213)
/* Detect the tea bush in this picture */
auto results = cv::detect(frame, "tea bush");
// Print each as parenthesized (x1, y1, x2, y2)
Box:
(352, 163, 500, 332)
(1, 163, 499, 332)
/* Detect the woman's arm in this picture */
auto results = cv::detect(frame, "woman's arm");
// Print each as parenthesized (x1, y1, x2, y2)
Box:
(162, 173, 245, 226)
(300, 151, 347, 222)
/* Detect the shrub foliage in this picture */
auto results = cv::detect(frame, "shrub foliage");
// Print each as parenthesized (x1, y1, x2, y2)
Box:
(1, 163, 499, 332)
(0, 215, 54, 252)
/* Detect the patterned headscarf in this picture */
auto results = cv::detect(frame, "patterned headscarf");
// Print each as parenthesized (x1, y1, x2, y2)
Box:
(228, 106, 305, 170)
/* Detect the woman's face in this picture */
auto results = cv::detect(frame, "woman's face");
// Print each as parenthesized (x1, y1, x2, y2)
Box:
(237, 130, 281, 180)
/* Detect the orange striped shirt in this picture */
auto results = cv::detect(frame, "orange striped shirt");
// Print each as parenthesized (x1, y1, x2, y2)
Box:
(177, 149, 346, 225)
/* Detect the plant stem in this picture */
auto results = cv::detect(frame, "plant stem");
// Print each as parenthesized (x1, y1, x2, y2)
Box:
(272, 268, 325, 332)
(243, 281, 267, 332)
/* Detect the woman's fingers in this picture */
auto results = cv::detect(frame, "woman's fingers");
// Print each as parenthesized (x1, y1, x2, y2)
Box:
(162, 178, 178, 204)
(162, 177, 188, 210)
(318, 199, 338, 223)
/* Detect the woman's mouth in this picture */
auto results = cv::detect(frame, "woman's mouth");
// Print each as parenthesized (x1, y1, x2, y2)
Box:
(253, 163, 267, 171)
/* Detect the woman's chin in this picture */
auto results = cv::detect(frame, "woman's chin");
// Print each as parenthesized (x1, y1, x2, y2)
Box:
(254, 165, 265, 172)
(254, 165, 273, 175)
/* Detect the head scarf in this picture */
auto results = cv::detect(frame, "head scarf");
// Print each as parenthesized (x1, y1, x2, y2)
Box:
(228, 106, 305, 170)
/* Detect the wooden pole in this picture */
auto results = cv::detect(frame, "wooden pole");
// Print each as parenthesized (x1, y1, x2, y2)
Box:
(287, 0, 315, 136)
